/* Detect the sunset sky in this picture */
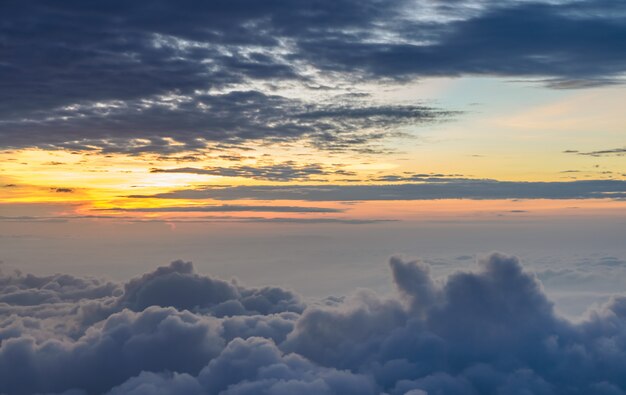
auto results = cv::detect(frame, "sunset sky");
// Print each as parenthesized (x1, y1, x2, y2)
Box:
(3, 2, 626, 394)
(2, 1, 625, 223)
(2, 0, 626, 301)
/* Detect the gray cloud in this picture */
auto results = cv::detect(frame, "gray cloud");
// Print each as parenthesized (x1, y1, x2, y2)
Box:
(102, 204, 344, 213)
(0, 260, 303, 394)
(235, 217, 396, 225)
(52, 188, 74, 193)
(566, 147, 626, 157)
(369, 173, 468, 183)
(0, 216, 70, 223)
(5, 254, 626, 393)
(0, 89, 452, 154)
(128, 179, 626, 201)
(2, 1, 625, 153)
(108, 336, 374, 395)
(11, 253, 626, 393)
(122, 216, 396, 225)
(300, 1, 626, 82)
(0, 214, 395, 225)
(151, 161, 357, 182)
(117, 260, 305, 316)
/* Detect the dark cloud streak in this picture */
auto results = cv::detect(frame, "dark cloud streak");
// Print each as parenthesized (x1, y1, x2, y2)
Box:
(101, 204, 344, 213)
(129, 179, 626, 201)
(151, 161, 357, 181)
(566, 147, 626, 157)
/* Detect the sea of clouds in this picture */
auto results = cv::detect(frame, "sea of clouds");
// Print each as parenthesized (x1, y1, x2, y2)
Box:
(2, 253, 626, 394)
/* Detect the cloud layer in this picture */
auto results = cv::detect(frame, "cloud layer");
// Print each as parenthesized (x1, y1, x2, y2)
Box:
(151, 161, 358, 182)
(101, 204, 344, 214)
(4, 253, 626, 394)
(2, 0, 626, 153)
(129, 179, 626, 201)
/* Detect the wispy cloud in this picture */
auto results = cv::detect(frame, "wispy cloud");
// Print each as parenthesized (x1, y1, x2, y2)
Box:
(565, 147, 626, 157)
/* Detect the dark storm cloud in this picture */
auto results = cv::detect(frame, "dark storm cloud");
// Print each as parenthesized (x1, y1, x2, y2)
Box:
(128, 179, 626, 201)
(7, 253, 626, 393)
(102, 204, 344, 213)
(151, 161, 357, 181)
(1, 0, 625, 153)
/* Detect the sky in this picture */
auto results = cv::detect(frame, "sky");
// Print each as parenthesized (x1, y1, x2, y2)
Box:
(1, 1, 626, 394)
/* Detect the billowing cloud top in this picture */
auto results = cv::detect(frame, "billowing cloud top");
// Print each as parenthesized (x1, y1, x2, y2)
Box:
(4, 253, 626, 394)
